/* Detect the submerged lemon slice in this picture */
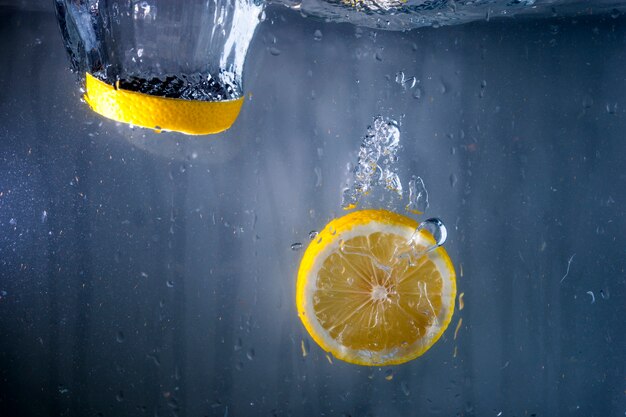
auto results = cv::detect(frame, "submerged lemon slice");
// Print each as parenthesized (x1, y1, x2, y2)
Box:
(296, 209, 456, 366)
(84, 73, 244, 135)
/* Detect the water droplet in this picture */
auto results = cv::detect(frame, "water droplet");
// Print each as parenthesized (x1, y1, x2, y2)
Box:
(412, 87, 422, 100)
(291, 242, 303, 251)
(479, 80, 487, 98)
(416, 218, 448, 250)
(116, 331, 125, 343)
(313, 29, 322, 41)
(313, 295, 321, 305)
(269, 47, 281, 56)
(384, 369, 394, 380)
(582, 95, 594, 109)
(347, 276, 354, 285)
(301, 339, 310, 357)
(329, 226, 336, 235)
(41, 210, 48, 223)
(401, 381, 410, 396)
(605, 102, 618, 114)
(314, 166, 322, 187)
(166, 280, 174, 288)
(234, 338, 243, 351)
(246, 348, 255, 361)
(308, 231, 318, 240)
(449, 174, 458, 187)
(116, 391, 124, 402)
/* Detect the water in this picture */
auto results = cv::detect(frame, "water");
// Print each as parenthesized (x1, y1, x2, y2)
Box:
(1, 2, 626, 417)
(271, 0, 626, 30)
(56, 0, 262, 104)
(111, 72, 240, 101)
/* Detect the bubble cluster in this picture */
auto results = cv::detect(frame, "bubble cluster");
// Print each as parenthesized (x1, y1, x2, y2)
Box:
(342, 116, 402, 209)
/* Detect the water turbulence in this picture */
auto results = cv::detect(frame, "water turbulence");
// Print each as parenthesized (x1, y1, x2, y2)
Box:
(343, 116, 429, 215)
(342, 116, 402, 210)
(55, 0, 263, 134)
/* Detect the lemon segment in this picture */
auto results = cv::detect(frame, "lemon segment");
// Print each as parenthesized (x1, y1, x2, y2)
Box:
(83, 73, 244, 135)
(296, 209, 456, 366)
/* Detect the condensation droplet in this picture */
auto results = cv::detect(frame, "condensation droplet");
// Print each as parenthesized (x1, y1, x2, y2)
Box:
(291, 242, 303, 251)
(313, 29, 322, 41)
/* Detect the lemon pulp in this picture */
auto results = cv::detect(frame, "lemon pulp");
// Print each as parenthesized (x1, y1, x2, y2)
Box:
(296, 209, 456, 366)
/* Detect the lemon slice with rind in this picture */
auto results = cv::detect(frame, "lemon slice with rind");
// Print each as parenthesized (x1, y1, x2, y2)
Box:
(296, 209, 456, 366)
(83, 73, 244, 135)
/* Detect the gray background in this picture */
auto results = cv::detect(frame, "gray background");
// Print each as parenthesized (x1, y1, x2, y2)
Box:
(0, 3, 625, 417)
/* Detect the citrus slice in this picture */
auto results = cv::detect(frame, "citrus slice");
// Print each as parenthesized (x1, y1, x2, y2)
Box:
(83, 73, 244, 135)
(296, 209, 456, 366)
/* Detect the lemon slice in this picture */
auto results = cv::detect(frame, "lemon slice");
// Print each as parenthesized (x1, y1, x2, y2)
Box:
(296, 209, 456, 366)
(83, 73, 244, 135)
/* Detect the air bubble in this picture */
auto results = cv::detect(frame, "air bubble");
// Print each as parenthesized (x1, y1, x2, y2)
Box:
(406, 176, 429, 214)
(415, 218, 447, 251)
(291, 242, 303, 251)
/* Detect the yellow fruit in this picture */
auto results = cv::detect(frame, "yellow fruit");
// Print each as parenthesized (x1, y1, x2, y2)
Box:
(296, 209, 456, 366)
(83, 73, 244, 135)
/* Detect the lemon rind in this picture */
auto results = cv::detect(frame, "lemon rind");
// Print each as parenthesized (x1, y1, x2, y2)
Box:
(296, 209, 456, 366)
(84, 73, 244, 135)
